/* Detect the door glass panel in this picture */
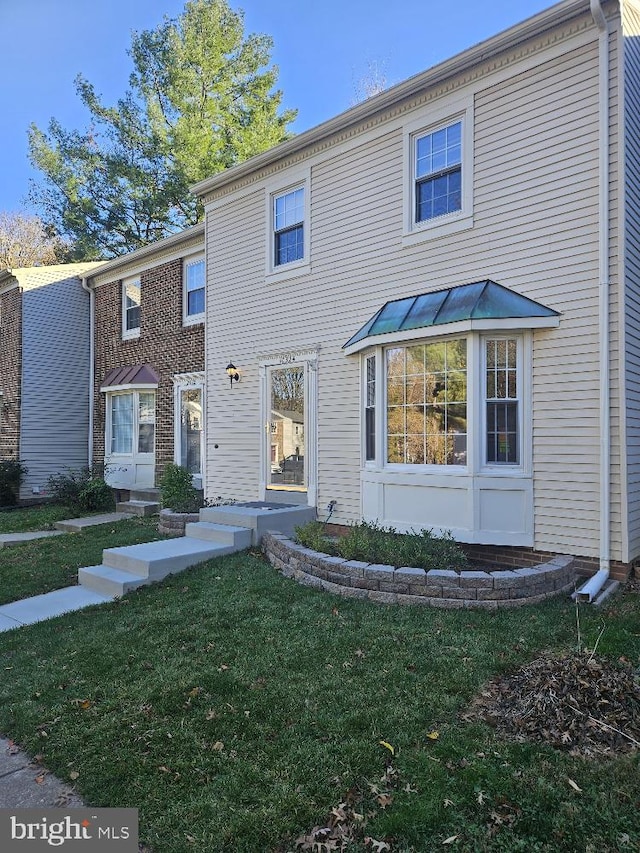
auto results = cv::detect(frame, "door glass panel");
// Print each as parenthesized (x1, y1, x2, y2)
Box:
(269, 365, 305, 487)
(111, 394, 133, 454)
(138, 392, 155, 453)
(180, 388, 202, 475)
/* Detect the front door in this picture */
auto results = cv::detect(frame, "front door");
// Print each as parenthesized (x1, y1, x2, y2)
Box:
(267, 364, 306, 491)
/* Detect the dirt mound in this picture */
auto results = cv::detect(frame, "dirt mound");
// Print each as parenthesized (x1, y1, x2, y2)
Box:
(468, 652, 640, 757)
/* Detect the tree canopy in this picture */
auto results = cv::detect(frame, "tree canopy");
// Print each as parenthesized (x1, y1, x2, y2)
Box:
(28, 0, 296, 259)
(0, 212, 70, 270)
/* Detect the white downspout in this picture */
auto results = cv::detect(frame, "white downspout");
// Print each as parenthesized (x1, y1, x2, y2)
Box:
(577, 0, 610, 602)
(81, 277, 95, 470)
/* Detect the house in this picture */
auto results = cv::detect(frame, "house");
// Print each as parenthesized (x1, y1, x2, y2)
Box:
(192, 0, 640, 584)
(0, 262, 103, 499)
(83, 224, 205, 493)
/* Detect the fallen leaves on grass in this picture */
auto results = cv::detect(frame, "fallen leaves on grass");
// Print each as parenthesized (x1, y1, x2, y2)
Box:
(467, 652, 640, 756)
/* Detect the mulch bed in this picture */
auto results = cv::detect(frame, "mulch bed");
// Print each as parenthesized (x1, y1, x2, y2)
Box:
(467, 649, 640, 757)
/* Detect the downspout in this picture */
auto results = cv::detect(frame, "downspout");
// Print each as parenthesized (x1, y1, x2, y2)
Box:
(81, 277, 95, 470)
(577, 0, 611, 602)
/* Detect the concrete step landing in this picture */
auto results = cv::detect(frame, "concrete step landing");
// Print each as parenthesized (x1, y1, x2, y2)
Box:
(115, 500, 160, 517)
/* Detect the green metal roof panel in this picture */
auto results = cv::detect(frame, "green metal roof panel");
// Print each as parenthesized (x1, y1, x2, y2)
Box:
(343, 280, 559, 349)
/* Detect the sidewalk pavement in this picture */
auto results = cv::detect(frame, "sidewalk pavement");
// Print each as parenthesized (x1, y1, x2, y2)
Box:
(0, 586, 111, 633)
(0, 737, 85, 808)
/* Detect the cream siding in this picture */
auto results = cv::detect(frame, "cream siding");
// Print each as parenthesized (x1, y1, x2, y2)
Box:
(623, 0, 640, 559)
(204, 7, 628, 560)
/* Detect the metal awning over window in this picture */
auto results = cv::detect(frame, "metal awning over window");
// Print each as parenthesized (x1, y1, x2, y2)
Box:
(343, 280, 560, 354)
(100, 363, 159, 392)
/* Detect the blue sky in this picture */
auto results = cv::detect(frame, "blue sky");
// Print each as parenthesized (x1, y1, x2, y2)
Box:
(1, 0, 554, 213)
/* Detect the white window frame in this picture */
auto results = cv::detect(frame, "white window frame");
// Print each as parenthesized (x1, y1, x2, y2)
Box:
(402, 96, 474, 248)
(361, 331, 530, 478)
(182, 254, 205, 327)
(105, 388, 156, 458)
(122, 277, 141, 340)
(265, 169, 311, 282)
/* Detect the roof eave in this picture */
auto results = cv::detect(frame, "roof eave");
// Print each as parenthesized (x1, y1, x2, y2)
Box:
(191, 0, 591, 199)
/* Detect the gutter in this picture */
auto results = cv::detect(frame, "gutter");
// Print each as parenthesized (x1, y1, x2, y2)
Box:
(81, 277, 95, 469)
(577, 0, 610, 603)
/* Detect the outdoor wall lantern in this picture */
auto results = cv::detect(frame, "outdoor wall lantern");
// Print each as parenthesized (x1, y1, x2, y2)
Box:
(226, 362, 240, 387)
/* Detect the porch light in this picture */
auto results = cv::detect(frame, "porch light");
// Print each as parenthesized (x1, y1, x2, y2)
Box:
(226, 362, 240, 387)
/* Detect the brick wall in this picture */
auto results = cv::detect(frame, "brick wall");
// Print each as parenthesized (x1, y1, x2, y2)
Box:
(0, 288, 22, 459)
(93, 258, 204, 483)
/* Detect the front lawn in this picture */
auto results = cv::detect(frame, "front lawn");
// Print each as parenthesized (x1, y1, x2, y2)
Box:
(0, 517, 164, 605)
(0, 504, 91, 533)
(0, 548, 638, 852)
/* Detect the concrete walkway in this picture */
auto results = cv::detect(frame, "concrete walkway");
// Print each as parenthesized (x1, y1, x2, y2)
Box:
(0, 736, 84, 808)
(0, 587, 111, 633)
(0, 529, 65, 547)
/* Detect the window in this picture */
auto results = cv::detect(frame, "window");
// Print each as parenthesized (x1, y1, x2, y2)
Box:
(386, 340, 467, 466)
(109, 391, 155, 455)
(274, 187, 304, 266)
(485, 338, 519, 465)
(365, 355, 376, 461)
(183, 257, 205, 324)
(122, 278, 141, 339)
(415, 121, 462, 223)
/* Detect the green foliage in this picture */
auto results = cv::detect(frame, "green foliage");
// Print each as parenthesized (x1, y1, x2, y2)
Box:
(159, 463, 203, 513)
(295, 519, 467, 571)
(0, 459, 27, 506)
(46, 466, 114, 513)
(28, 0, 297, 258)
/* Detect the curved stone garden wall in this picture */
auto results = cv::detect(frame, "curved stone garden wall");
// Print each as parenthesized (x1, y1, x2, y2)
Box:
(262, 532, 577, 609)
(158, 508, 200, 536)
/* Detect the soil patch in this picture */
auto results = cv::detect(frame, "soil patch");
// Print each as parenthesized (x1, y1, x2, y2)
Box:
(467, 652, 640, 757)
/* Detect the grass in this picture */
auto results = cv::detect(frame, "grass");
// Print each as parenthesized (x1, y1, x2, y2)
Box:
(0, 517, 164, 605)
(0, 541, 639, 852)
(0, 503, 97, 533)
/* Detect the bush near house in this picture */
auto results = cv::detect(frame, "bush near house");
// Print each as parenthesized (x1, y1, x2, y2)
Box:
(0, 459, 27, 506)
(46, 466, 114, 513)
(159, 463, 203, 513)
(295, 519, 468, 571)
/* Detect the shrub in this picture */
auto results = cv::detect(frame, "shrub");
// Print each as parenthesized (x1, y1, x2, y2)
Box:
(46, 465, 113, 512)
(159, 463, 203, 513)
(0, 459, 27, 506)
(295, 519, 467, 571)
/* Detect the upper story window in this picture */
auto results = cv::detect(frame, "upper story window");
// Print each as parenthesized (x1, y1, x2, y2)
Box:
(122, 278, 141, 340)
(183, 256, 205, 325)
(274, 187, 305, 266)
(415, 121, 462, 223)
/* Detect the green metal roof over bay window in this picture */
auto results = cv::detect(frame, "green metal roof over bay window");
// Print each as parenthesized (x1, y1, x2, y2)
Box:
(343, 280, 560, 354)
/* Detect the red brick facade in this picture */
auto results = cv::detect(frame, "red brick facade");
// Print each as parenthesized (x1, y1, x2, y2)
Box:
(0, 287, 22, 460)
(93, 257, 204, 484)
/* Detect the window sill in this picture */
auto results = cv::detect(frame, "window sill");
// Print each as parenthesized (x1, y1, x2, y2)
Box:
(402, 212, 473, 248)
(266, 260, 311, 284)
(122, 329, 140, 341)
(183, 314, 205, 328)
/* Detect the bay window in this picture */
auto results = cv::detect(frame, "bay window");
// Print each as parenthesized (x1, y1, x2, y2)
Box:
(109, 391, 155, 456)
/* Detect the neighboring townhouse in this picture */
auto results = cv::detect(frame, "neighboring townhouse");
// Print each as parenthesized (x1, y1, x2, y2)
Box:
(0, 262, 103, 499)
(84, 224, 205, 493)
(192, 0, 640, 583)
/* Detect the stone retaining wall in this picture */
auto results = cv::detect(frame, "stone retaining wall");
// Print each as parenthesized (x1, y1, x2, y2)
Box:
(262, 532, 577, 610)
(158, 508, 200, 536)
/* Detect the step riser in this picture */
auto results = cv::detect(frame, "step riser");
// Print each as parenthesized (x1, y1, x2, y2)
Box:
(103, 545, 236, 578)
(198, 506, 315, 544)
(78, 567, 146, 598)
(116, 502, 160, 517)
(184, 523, 252, 548)
(129, 490, 161, 502)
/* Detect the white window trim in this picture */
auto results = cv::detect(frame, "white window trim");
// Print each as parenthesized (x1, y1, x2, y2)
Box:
(361, 330, 531, 479)
(104, 388, 156, 459)
(122, 276, 141, 340)
(402, 96, 474, 248)
(264, 168, 311, 283)
(182, 254, 206, 327)
(172, 372, 205, 488)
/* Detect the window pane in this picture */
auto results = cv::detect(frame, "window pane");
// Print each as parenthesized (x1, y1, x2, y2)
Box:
(185, 260, 205, 317)
(275, 224, 304, 265)
(181, 388, 202, 474)
(485, 337, 519, 464)
(124, 281, 141, 332)
(188, 288, 205, 316)
(365, 355, 376, 461)
(138, 393, 155, 453)
(387, 339, 466, 466)
(111, 394, 133, 454)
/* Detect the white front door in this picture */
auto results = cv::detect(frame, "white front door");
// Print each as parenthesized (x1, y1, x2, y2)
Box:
(104, 390, 156, 489)
(173, 373, 205, 489)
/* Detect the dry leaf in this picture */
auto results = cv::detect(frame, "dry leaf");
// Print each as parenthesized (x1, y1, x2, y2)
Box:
(567, 777, 582, 793)
(69, 771, 79, 781)
(443, 835, 459, 845)
(379, 740, 395, 755)
(212, 741, 224, 752)
(426, 730, 439, 741)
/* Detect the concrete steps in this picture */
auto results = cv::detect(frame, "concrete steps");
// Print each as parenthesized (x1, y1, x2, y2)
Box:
(55, 512, 132, 532)
(115, 489, 161, 517)
(78, 501, 316, 598)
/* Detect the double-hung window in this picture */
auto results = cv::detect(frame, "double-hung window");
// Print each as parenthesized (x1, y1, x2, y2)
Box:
(415, 121, 462, 223)
(183, 256, 205, 324)
(122, 278, 141, 339)
(274, 187, 304, 266)
(485, 338, 520, 465)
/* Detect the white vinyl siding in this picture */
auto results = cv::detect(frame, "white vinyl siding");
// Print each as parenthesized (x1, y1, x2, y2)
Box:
(203, 14, 624, 557)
